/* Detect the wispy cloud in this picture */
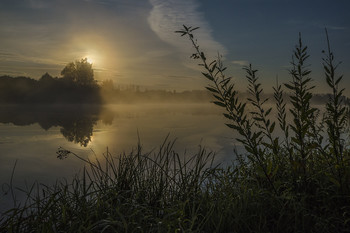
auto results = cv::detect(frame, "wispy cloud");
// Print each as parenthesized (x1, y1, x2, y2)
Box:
(325, 25, 347, 30)
(0, 50, 65, 66)
(231, 60, 249, 66)
(27, 0, 52, 9)
(287, 19, 347, 31)
(83, 0, 115, 6)
(148, 0, 226, 60)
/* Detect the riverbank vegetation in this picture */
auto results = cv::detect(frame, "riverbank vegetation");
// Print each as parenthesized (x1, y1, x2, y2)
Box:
(2, 73, 345, 105)
(1, 27, 350, 232)
(1, 63, 347, 105)
(0, 58, 101, 104)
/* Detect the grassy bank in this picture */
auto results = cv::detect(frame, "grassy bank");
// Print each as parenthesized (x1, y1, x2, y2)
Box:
(1, 136, 349, 232)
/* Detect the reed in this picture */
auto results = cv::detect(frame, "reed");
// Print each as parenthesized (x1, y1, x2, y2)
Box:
(176, 25, 350, 232)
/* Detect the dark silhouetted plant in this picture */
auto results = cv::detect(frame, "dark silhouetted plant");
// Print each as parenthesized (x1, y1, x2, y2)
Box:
(176, 24, 350, 231)
(322, 28, 349, 194)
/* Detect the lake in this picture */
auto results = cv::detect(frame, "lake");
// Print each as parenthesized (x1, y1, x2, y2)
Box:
(0, 103, 238, 212)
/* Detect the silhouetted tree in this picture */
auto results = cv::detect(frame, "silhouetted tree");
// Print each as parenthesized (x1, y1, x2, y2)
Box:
(0, 58, 102, 104)
(61, 58, 96, 87)
(39, 72, 54, 82)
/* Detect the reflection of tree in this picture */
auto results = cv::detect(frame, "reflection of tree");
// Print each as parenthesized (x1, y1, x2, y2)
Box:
(60, 117, 96, 147)
(0, 105, 114, 147)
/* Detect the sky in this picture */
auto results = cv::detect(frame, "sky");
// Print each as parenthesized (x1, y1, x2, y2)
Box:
(0, 0, 349, 94)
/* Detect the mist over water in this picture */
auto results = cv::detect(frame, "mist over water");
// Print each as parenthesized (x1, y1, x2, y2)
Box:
(0, 100, 336, 213)
(0, 103, 236, 212)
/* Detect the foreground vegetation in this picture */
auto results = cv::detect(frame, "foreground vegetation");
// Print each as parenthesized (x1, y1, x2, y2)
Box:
(1, 27, 350, 232)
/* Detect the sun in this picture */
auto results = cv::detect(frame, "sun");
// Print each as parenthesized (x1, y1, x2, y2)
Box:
(86, 57, 94, 64)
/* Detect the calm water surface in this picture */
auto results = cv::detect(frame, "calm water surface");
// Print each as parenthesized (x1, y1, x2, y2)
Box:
(0, 103, 238, 211)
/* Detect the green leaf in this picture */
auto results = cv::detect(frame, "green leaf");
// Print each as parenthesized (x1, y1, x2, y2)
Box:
(226, 124, 241, 132)
(323, 65, 331, 74)
(223, 113, 234, 120)
(269, 122, 276, 134)
(335, 75, 343, 85)
(205, 86, 219, 94)
(209, 63, 217, 73)
(244, 145, 254, 154)
(253, 117, 264, 122)
(251, 131, 262, 141)
(284, 83, 294, 90)
(213, 94, 224, 102)
(202, 72, 214, 81)
(200, 52, 206, 60)
(213, 101, 226, 107)
(209, 60, 216, 66)
(265, 108, 272, 116)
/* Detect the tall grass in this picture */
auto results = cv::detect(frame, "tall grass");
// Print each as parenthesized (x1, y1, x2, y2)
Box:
(1, 27, 350, 232)
(1, 138, 219, 232)
(175, 25, 350, 232)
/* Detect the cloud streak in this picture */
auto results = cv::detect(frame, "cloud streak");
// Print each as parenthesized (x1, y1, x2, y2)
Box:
(148, 0, 226, 60)
(231, 60, 249, 66)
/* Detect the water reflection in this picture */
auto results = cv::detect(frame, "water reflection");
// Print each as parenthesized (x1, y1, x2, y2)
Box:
(0, 105, 113, 147)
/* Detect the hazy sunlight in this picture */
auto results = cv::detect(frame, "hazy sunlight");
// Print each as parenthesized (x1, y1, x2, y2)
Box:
(86, 56, 94, 64)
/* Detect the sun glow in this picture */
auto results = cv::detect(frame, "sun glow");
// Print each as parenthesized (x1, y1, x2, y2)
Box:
(82, 50, 104, 67)
(66, 34, 123, 81)
(86, 56, 94, 64)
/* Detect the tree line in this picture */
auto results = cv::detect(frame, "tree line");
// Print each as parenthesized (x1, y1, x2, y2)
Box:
(1, 57, 348, 105)
(0, 58, 101, 104)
